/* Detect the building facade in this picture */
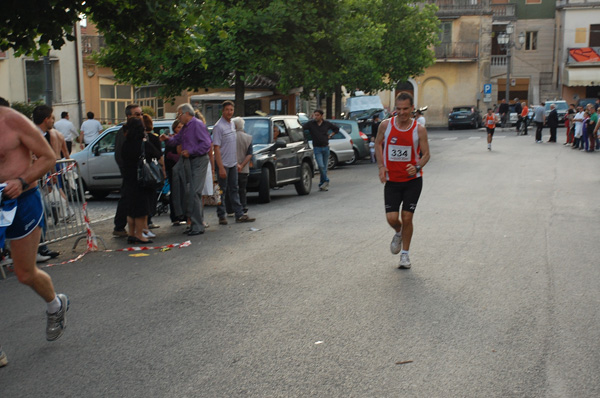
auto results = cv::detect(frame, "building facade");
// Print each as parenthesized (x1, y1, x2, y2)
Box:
(555, 0, 600, 103)
(0, 24, 85, 128)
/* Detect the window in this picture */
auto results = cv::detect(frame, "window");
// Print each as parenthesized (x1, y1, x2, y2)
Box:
(270, 99, 288, 115)
(590, 24, 600, 47)
(525, 31, 537, 51)
(286, 118, 305, 143)
(438, 22, 452, 43)
(137, 86, 165, 118)
(100, 82, 133, 124)
(25, 60, 61, 103)
(92, 130, 117, 154)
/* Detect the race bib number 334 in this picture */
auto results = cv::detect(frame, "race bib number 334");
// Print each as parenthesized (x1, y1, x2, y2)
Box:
(388, 145, 411, 162)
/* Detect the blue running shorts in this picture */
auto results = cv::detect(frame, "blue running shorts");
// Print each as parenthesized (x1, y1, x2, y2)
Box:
(0, 187, 44, 248)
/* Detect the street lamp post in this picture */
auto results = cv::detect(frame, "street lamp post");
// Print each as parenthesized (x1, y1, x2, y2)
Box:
(497, 24, 525, 104)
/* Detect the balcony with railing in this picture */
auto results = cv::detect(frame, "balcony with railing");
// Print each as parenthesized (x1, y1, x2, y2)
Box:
(491, 55, 508, 66)
(82, 35, 105, 57)
(435, 42, 479, 60)
(491, 3, 516, 20)
(427, 0, 491, 16)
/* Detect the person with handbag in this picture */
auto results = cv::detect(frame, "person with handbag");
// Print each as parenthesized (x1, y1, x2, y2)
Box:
(121, 117, 162, 244)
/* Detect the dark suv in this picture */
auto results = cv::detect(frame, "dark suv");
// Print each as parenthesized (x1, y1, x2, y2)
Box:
(242, 116, 314, 203)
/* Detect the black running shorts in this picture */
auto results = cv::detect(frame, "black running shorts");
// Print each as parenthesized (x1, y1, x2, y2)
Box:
(486, 127, 495, 135)
(384, 177, 423, 213)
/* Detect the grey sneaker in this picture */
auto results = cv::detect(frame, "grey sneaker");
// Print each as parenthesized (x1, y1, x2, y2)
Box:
(46, 294, 69, 342)
(390, 233, 402, 255)
(236, 215, 256, 223)
(0, 346, 7, 367)
(320, 181, 329, 191)
(398, 253, 411, 269)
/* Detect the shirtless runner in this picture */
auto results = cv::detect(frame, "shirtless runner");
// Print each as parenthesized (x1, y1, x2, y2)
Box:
(0, 102, 70, 367)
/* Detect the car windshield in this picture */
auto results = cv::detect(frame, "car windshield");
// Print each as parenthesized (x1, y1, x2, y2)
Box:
(348, 108, 382, 120)
(244, 119, 270, 145)
(453, 107, 473, 113)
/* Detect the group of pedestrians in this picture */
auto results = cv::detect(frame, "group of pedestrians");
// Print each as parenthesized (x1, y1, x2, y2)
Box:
(564, 103, 599, 151)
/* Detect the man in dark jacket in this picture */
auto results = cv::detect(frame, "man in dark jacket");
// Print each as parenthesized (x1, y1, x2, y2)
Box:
(498, 99, 509, 129)
(514, 98, 523, 132)
(547, 104, 559, 143)
(302, 110, 339, 191)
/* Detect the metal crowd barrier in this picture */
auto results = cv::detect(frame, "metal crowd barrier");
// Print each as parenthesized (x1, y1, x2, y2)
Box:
(38, 159, 89, 246)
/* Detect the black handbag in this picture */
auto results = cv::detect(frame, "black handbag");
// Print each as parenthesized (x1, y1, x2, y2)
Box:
(137, 139, 164, 188)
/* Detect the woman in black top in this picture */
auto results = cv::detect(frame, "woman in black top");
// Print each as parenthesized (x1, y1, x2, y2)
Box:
(121, 117, 161, 244)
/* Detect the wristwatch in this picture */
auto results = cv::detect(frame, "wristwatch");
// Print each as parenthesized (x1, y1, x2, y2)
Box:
(17, 177, 29, 190)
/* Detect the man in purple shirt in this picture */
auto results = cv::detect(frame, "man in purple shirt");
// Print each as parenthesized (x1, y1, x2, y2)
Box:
(160, 103, 211, 235)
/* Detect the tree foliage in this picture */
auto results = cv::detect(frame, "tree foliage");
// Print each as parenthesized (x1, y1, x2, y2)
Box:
(2, 0, 440, 108)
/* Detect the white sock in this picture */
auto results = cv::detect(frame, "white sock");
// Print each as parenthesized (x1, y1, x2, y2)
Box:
(395, 231, 402, 237)
(401, 250, 409, 255)
(47, 295, 61, 314)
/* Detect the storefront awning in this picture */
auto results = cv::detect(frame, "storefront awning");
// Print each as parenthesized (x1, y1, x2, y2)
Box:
(563, 67, 600, 86)
(190, 91, 273, 102)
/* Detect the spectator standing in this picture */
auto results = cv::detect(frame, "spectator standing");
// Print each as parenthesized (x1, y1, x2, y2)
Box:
(514, 98, 522, 132)
(142, 114, 165, 232)
(121, 117, 161, 244)
(212, 101, 255, 224)
(547, 104, 558, 143)
(416, 110, 426, 127)
(565, 104, 575, 145)
(302, 109, 339, 191)
(53, 111, 78, 154)
(113, 104, 144, 237)
(498, 99, 509, 129)
(231, 117, 253, 215)
(572, 106, 584, 149)
(369, 137, 376, 163)
(371, 115, 381, 138)
(160, 103, 213, 235)
(533, 102, 546, 143)
(165, 120, 186, 225)
(520, 102, 529, 135)
(79, 111, 103, 149)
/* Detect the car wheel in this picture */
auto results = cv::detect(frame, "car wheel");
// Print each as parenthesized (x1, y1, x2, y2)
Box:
(294, 162, 312, 196)
(90, 190, 110, 200)
(258, 167, 271, 203)
(327, 152, 337, 170)
(343, 149, 359, 165)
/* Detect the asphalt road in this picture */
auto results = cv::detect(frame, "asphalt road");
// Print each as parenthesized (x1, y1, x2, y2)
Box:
(1, 126, 599, 397)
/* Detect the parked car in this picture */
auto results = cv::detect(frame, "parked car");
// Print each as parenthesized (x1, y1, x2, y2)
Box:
(544, 100, 568, 126)
(448, 106, 482, 129)
(71, 120, 175, 199)
(304, 127, 354, 169)
(242, 116, 314, 204)
(494, 104, 518, 126)
(328, 119, 370, 164)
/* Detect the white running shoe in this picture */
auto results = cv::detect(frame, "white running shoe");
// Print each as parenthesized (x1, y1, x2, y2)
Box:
(390, 233, 402, 255)
(36, 253, 51, 263)
(46, 294, 69, 342)
(142, 230, 156, 238)
(398, 253, 411, 269)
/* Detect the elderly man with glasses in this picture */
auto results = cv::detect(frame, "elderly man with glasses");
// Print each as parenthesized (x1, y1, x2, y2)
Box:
(160, 103, 212, 236)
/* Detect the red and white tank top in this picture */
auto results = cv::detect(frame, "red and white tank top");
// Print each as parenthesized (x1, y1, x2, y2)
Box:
(382, 117, 421, 182)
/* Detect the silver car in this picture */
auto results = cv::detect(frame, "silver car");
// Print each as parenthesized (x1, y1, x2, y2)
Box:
(71, 120, 174, 199)
(306, 127, 354, 169)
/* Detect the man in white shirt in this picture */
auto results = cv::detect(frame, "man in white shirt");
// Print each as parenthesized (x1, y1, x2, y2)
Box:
(416, 110, 426, 127)
(53, 111, 78, 154)
(79, 111, 103, 149)
(573, 106, 585, 149)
